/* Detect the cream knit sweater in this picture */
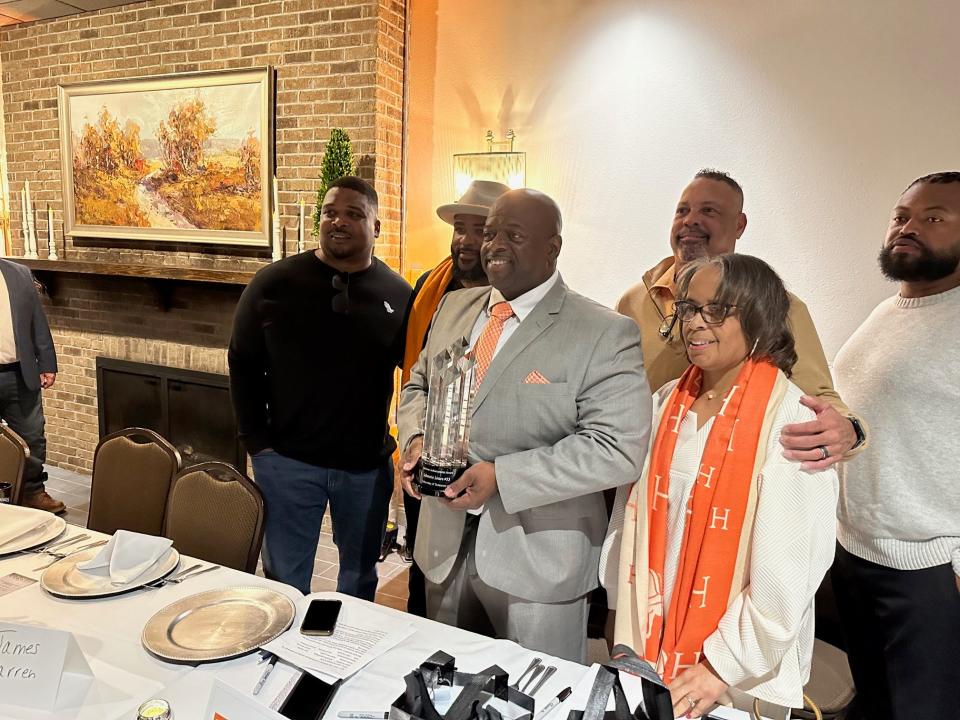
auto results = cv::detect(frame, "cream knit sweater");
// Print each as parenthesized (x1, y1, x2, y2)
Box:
(834, 284, 960, 574)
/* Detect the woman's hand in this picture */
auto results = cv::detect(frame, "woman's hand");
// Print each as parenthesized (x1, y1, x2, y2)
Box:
(669, 659, 728, 718)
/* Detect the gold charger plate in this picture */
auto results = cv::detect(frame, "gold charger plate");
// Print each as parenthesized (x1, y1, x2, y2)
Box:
(141, 586, 296, 663)
(41, 546, 180, 598)
(0, 515, 66, 555)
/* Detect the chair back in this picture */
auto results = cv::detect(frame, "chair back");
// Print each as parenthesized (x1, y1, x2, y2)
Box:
(87, 428, 181, 536)
(162, 461, 264, 573)
(0, 423, 30, 505)
(793, 638, 855, 719)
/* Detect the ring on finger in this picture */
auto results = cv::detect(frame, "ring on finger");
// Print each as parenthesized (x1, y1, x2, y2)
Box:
(817, 445, 829, 460)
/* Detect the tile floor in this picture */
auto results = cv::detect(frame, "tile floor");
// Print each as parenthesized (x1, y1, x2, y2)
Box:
(43, 465, 412, 611)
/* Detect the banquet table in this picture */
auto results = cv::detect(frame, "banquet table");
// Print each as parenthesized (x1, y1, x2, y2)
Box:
(0, 522, 589, 720)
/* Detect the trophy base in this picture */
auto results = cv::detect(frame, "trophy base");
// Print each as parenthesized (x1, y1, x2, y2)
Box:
(416, 461, 468, 497)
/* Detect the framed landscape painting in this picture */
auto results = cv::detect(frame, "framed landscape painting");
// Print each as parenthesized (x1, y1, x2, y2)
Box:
(59, 68, 273, 247)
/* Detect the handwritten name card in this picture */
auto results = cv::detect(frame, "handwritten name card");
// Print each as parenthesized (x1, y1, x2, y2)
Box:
(0, 623, 91, 709)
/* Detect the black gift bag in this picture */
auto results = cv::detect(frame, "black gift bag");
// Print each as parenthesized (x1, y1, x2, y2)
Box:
(567, 645, 673, 720)
(390, 651, 535, 720)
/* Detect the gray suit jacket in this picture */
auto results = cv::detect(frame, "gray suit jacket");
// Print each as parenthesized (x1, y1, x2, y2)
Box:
(398, 277, 651, 603)
(0, 259, 57, 391)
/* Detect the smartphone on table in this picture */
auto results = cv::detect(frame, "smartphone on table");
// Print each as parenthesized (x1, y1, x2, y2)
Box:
(299, 599, 342, 636)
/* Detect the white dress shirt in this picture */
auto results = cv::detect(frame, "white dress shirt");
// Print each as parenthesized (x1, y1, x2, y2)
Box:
(467, 269, 560, 357)
(662, 411, 715, 611)
(0, 270, 18, 364)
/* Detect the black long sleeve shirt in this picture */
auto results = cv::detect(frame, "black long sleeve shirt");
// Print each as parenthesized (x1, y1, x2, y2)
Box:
(228, 252, 412, 471)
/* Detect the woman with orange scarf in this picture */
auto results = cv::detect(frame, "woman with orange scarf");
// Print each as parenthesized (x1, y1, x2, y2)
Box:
(602, 254, 838, 719)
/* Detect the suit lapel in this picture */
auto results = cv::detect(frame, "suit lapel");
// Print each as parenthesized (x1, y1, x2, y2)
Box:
(472, 279, 566, 413)
(430, 288, 489, 361)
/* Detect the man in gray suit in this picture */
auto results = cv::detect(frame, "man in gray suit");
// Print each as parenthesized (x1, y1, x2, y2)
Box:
(0, 258, 62, 513)
(398, 189, 651, 661)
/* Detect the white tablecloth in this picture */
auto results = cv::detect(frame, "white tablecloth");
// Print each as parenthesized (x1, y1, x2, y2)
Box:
(0, 524, 588, 719)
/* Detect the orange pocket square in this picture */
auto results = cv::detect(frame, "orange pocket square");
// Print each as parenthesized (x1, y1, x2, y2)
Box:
(523, 370, 550, 384)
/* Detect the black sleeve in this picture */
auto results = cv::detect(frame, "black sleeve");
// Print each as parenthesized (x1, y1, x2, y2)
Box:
(412, 269, 430, 296)
(397, 269, 431, 364)
(227, 275, 270, 455)
(393, 272, 421, 368)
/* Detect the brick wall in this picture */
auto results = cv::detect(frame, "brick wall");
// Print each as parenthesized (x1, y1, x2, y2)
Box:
(0, 0, 406, 473)
(40, 276, 239, 471)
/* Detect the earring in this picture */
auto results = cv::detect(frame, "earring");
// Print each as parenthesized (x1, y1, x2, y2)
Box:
(750, 338, 760, 356)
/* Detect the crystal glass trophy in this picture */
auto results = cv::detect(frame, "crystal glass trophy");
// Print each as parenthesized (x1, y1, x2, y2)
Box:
(416, 337, 477, 497)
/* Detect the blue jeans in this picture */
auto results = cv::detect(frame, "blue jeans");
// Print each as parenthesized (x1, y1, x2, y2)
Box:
(251, 451, 392, 598)
(0, 369, 48, 495)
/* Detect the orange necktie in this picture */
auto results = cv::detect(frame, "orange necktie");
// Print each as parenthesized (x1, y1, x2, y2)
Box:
(473, 301, 514, 388)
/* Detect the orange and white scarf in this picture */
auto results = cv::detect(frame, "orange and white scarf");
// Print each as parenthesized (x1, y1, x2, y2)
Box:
(617, 359, 783, 683)
(401, 257, 455, 386)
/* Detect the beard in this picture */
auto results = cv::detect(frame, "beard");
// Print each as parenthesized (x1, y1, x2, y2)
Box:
(676, 237, 709, 263)
(451, 249, 487, 283)
(878, 242, 960, 282)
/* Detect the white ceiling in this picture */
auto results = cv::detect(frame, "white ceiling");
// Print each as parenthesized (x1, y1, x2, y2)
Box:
(0, 0, 144, 26)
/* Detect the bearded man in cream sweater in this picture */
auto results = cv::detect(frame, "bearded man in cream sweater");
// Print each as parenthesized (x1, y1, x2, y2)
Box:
(833, 171, 960, 720)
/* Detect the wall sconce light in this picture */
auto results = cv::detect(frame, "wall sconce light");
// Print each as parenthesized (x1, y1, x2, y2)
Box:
(453, 130, 526, 198)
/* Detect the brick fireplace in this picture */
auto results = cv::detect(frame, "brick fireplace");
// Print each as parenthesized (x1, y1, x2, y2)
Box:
(0, 0, 406, 473)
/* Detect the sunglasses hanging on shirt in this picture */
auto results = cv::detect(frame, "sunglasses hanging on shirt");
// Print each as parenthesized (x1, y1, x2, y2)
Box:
(332, 274, 349, 314)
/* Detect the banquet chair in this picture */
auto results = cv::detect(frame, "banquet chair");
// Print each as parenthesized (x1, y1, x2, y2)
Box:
(162, 461, 265, 573)
(87, 427, 181, 536)
(0, 423, 30, 506)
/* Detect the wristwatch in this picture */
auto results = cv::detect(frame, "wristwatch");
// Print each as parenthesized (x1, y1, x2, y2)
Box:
(848, 416, 866, 450)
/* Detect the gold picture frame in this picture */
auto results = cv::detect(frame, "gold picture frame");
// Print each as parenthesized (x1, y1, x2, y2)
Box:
(58, 67, 273, 247)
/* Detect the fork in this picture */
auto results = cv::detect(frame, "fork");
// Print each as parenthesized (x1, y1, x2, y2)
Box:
(511, 657, 542, 690)
(27, 533, 90, 555)
(528, 665, 557, 696)
(521, 665, 544, 694)
(144, 564, 220, 589)
(32, 540, 108, 571)
(141, 563, 204, 589)
(160, 564, 220, 584)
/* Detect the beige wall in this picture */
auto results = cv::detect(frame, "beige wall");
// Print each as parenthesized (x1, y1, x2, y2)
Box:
(404, 0, 960, 358)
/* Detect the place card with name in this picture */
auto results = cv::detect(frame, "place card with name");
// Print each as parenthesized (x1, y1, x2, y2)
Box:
(0, 622, 92, 709)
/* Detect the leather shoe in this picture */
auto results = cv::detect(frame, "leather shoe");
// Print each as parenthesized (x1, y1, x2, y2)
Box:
(23, 490, 67, 515)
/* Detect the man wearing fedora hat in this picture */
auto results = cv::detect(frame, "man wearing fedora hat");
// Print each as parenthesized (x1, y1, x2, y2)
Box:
(399, 179, 509, 615)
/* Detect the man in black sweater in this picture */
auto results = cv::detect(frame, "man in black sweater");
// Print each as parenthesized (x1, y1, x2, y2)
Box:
(228, 176, 411, 598)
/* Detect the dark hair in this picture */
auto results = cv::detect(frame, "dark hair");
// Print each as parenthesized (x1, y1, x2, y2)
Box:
(326, 175, 379, 210)
(905, 171, 960, 192)
(694, 168, 744, 209)
(676, 253, 797, 376)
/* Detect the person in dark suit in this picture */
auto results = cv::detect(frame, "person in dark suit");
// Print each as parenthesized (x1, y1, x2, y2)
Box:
(0, 258, 62, 513)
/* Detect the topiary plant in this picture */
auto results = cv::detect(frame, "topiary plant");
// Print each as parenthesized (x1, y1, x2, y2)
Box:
(312, 128, 355, 236)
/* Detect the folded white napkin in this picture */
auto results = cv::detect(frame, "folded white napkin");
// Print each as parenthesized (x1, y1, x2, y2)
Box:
(77, 529, 173, 584)
(0, 504, 54, 547)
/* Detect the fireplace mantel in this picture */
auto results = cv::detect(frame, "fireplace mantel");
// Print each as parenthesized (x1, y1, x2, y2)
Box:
(8, 258, 259, 310)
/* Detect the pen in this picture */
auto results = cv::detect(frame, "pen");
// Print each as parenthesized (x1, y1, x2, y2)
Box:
(533, 687, 571, 720)
(337, 713, 389, 719)
(252, 654, 278, 696)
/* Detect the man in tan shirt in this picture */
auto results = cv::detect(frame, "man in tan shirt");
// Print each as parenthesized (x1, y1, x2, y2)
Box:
(618, 169, 866, 468)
